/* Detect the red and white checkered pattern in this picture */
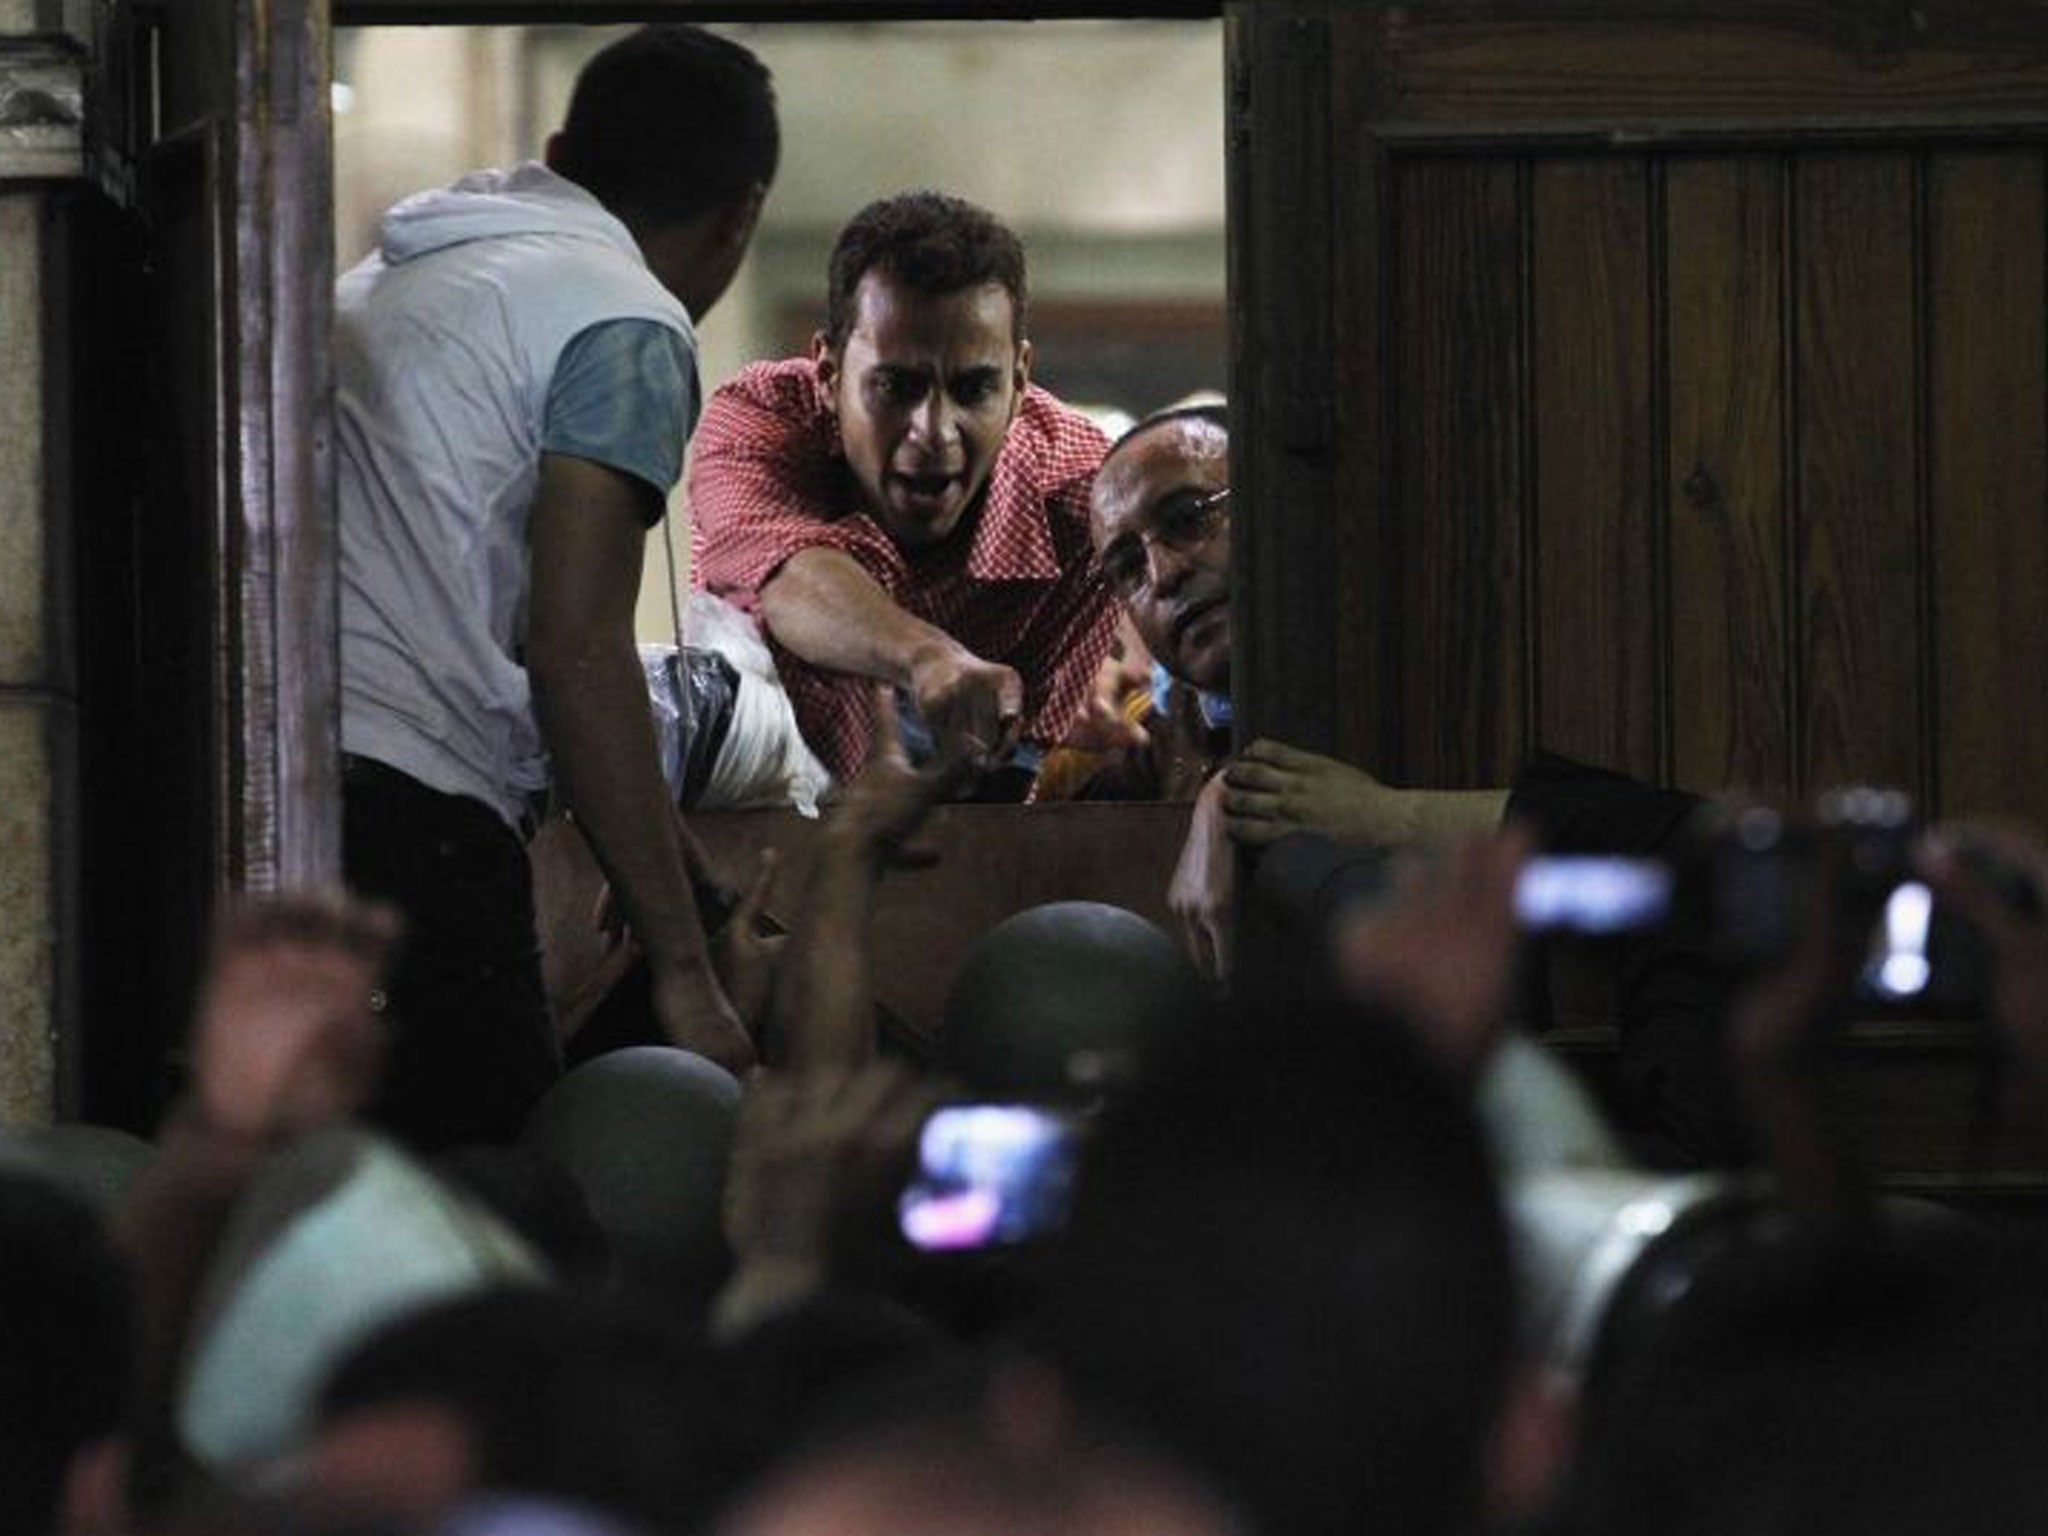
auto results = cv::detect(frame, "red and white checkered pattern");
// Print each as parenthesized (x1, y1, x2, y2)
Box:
(688, 357, 1118, 779)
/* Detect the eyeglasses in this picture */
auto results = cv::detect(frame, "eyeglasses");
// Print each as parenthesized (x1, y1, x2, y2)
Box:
(1099, 486, 1230, 598)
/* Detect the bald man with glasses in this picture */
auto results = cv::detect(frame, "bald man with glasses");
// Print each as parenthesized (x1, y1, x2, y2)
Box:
(1077, 406, 1749, 1168)
(1078, 404, 1508, 973)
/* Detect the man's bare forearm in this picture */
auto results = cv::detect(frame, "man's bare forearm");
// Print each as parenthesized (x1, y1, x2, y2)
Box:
(767, 693, 970, 1067)
(772, 835, 885, 1071)
(527, 454, 748, 1067)
(530, 630, 715, 984)
(759, 547, 964, 682)
(1403, 787, 1514, 845)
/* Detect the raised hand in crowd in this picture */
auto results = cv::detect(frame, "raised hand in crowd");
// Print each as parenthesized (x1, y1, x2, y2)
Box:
(713, 848, 786, 1045)
(1332, 827, 1534, 1081)
(1725, 821, 2048, 1214)
(578, 811, 785, 1055)
(190, 892, 402, 1140)
(1723, 840, 1865, 1218)
(1923, 825, 2048, 1123)
(1062, 615, 1154, 755)
(827, 688, 981, 869)
(714, 1060, 940, 1338)
(772, 689, 976, 1069)
(118, 891, 401, 1479)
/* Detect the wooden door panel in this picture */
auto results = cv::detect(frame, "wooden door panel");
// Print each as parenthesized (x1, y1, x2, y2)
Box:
(1530, 155, 1659, 781)
(1927, 149, 2048, 828)
(1791, 153, 1924, 798)
(1361, 10, 2048, 128)
(1664, 154, 1793, 799)
(1327, 13, 1395, 771)
(1233, 3, 2048, 1189)
(1393, 157, 1526, 787)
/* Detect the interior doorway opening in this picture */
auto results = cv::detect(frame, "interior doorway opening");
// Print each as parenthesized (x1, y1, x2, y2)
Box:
(333, 18, 1228, 642)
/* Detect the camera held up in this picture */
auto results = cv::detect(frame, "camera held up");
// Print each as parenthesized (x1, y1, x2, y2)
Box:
(1623, 787, 2040, 1020)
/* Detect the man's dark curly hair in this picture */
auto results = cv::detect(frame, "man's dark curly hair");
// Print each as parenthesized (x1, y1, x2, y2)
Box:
(553, 25, 779, 229)
(823, 191, 1029, 352)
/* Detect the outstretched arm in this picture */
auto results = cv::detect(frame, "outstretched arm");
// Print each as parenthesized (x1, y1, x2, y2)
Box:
(1169, 773, 1236, 979)
(761, 548, 1022, 765)
(689, 367, 1019, 770)
(1223, 738, 1509, 850)
(713, 1060, 940, 1339)
(1168, 740, 1512, 979)
(528, 452, 752, 1072)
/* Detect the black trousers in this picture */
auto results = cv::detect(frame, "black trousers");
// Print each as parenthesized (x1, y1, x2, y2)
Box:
(343, 756, 563, 1151)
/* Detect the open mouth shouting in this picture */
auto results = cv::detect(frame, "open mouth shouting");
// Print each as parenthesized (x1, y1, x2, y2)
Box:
(887, 465, 967, 525)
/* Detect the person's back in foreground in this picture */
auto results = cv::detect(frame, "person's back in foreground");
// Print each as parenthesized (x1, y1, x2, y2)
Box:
(336, 25, 778, 1149)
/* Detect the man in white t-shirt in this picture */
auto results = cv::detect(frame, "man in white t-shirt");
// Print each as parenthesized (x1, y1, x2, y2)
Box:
(335, 25, 777, 1147)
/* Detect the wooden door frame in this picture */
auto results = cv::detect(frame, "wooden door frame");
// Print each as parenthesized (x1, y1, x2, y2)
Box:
(150, 0, 340, 895)
(243, 0, 340, 893)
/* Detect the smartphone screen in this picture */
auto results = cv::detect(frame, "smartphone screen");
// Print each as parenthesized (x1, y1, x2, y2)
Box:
(1514, 855, 1674, 936)
(1860, 879, 1937, 1001)
(897, 1105, 1081, 1252)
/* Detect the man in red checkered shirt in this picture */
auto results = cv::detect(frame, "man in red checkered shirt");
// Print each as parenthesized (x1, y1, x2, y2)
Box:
(688, 191, 1119, 789)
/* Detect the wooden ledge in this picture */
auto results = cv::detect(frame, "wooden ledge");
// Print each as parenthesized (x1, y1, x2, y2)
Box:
(535, 801, 1195, 1044)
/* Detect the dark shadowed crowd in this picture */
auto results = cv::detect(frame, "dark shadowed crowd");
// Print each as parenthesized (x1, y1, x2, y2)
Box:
(13, 716, 2048, 1536)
